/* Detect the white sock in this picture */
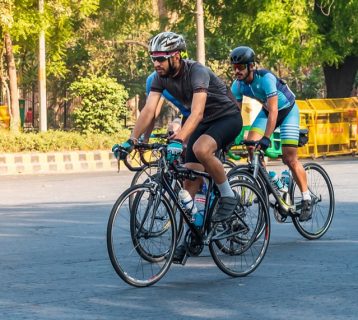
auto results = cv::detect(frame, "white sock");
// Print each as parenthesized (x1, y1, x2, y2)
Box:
(217, 180, 235, 198)
(302, 190, 311, 201)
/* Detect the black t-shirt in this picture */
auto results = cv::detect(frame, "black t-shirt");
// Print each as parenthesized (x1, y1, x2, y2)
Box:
(150, 60, 239, 123)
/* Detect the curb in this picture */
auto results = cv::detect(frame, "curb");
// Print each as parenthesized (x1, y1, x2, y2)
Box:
(0, 150, 123, 175)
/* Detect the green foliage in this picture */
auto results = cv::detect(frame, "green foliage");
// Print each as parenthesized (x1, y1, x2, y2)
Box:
(69, 75, 129, 134)
(287, 66, 325, 99)
(312, 0, 358, 66)
(0, 129, 130, 152)
(0, 0, 100, 81)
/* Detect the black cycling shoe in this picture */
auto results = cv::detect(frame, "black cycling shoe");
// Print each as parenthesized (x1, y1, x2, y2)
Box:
(299, 199, 312, 221)
(172, 244, 187, 264)
(211, 193, 239, 223)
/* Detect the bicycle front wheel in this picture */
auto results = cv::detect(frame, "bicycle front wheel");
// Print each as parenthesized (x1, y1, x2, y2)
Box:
(209, 180, 270, 277)
(291, 162, 335, 240)
(107, 183, 177, 287)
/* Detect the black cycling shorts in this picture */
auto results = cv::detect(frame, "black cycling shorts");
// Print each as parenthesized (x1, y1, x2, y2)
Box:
(185, 113, 242, 164)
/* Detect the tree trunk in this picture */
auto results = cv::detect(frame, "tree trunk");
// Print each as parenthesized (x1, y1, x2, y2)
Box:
(4, 32, 20, 132)
(196, 0, 205, 65)
(323, 55, 358, 98)
(38, 0, 47, 132)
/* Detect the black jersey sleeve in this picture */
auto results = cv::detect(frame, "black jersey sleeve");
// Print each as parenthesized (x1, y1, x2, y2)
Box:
(190, 63, 210, 93)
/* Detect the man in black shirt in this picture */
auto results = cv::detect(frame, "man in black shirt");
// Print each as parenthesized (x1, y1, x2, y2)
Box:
(113, 32, 243, 263)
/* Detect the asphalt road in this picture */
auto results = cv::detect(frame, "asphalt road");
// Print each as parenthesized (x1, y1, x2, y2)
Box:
(0, 157, 357, 320)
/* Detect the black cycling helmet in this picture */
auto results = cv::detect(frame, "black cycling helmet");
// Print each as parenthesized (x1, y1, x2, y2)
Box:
(148, 31, 186, 53)
(230, 46, 255, 64)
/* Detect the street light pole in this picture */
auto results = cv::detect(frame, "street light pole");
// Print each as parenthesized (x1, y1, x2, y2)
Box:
(38, 0, 47, 131)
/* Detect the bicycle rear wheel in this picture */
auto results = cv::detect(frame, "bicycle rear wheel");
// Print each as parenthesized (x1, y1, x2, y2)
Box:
(209, 180, 270, 277)
(290, 162, 335, 240)
(107, 183, 176, 287)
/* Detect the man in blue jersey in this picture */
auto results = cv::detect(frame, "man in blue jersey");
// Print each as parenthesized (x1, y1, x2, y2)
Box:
(230, 46, 312, 221)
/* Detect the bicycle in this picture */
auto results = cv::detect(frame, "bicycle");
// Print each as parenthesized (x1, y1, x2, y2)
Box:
(107, 143, 270, 287)
(228, 135, 335, 240)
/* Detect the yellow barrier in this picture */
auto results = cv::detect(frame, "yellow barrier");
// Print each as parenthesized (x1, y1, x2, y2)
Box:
(296, 98, 357, 158)
(0, 105, 10, 129)
(329, 98, 358, 154)
(307, 99, 352, 157)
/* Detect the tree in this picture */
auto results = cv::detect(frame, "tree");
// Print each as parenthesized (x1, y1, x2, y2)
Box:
(1, 0, 100, 128)
(163, 0, 358, 98)
(69, 74, 129, 134)
(1, 0, 20, 132)
(313, 0, 358, 97)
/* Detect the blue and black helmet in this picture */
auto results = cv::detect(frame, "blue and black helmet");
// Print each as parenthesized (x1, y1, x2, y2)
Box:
(230, 46, 255, 64)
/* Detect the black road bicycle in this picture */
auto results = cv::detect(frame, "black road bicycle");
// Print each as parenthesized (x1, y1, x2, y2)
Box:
(107, 143, 270, 287)
(228, 138, 335, 240)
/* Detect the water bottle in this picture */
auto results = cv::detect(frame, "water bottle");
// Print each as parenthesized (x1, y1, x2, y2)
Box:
(178, 189, 198, 216)
(193, 210, 204, 227)
(281, 170, 291, 188)
(269, 171, 287, 192)
(194, 193, 206, 228)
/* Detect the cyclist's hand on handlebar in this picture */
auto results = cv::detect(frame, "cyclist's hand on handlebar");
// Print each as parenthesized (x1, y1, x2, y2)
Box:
(166, 139, 183, 164)
(112, 139, 134, 159)
(257, 136, 271, 151)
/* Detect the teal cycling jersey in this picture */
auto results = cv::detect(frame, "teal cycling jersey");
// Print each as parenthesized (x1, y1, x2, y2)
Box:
(231, 69, 295, 111)
(146, 71, 190, 117)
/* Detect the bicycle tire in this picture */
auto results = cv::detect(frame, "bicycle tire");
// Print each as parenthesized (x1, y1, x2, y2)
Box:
(290, 162, 335, 240)
(107, 183, 177, 287)
(209, 180, 270, 277)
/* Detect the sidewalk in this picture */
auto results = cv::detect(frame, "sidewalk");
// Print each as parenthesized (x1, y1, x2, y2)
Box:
(0, 150, 119, 175)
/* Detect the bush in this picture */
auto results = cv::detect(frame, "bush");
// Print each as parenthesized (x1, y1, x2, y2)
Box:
(0, 129, 130, 153)
(69, 75, 129, 134)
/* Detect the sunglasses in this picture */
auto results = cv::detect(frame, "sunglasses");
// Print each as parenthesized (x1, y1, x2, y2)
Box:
(232, 63, 247, 71)
(150, 51, 178, 63)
